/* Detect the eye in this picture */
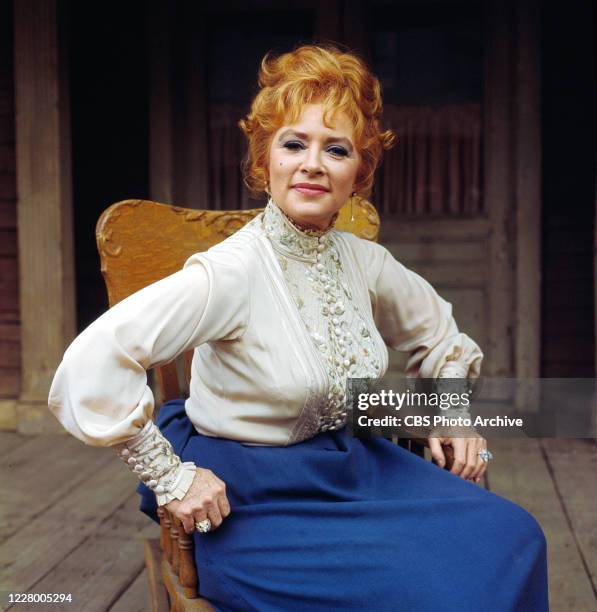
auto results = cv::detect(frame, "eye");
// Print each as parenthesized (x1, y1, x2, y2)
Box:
(283, 140, 305, 151)
(327, 145, 349, 157)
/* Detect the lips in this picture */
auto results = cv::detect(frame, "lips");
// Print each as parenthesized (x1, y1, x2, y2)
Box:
(293, 183, 329, 195)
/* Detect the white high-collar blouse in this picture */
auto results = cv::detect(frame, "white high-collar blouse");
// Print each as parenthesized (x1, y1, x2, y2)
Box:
(48, 199, 483, 502)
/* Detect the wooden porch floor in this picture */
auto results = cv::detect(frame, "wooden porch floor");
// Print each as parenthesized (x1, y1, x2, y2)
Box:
(0, 433, 596, 611)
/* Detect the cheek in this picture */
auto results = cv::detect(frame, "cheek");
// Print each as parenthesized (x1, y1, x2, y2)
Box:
(330, 162, 359, 189)
(270, 153, 296, 183)
(268, 152, 281, 177)
(269, 156, 291, 194)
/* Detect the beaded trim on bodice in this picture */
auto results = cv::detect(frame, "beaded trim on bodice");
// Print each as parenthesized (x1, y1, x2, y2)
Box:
(262, 199, 382, 434)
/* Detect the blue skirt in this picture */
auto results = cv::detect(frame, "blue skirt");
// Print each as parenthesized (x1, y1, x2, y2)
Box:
(138, 400, 548, 611)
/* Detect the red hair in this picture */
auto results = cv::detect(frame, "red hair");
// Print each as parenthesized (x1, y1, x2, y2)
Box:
(238, 44, 395, 198)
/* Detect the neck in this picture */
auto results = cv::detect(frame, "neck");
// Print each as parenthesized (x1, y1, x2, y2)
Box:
(262, 197, 336, 262)
(280, 210, 338, 236)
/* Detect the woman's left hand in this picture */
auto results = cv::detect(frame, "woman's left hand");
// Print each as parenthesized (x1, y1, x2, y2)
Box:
(428, 427, 489, 483)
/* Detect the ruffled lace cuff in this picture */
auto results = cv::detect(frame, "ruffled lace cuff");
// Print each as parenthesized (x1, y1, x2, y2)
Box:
(438, 360, 468, 378)
(113, 420, 196, 506)
(437, 360, 472, 419)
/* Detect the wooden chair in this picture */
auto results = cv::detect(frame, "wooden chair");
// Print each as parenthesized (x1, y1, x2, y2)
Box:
(96, 197, 426, 612)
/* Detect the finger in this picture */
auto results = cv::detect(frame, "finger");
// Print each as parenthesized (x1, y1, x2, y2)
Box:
(192, 509, 209, 533)
(218, 493, 231, 518)
(204, 502, 223, 530)
(178, 506, 196, 535)
(428, 438, 446, 469)
(450, 440, 466, 476)
(470, 445, 486, 482)
(196, 492, 224, 529)
(478, 452, 490, 481)
(469, 460, 483, 482)
(461, 440, 477, 480)
(475, 441, 492, 482)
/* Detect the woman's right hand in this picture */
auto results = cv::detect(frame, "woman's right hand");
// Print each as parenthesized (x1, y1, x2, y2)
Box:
(164, 467, 231, 534)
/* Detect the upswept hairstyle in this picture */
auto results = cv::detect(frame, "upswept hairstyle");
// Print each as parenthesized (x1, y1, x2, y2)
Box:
(238, 44, 395, 198)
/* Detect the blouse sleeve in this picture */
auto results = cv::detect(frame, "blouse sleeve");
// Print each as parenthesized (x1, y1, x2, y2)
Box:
(48, 249, 249, 448)
(364, 241, 483, 379)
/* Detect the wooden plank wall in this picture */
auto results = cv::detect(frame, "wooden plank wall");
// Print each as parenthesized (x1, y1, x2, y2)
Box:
(542, 213, 595, 377)
(380, 218, 490, 377)
(0, 0, 19, 427)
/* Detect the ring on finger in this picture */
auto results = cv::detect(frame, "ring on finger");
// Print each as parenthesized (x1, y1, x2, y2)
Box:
(195, 518, 212, 533)
(478, 449, 493, 463)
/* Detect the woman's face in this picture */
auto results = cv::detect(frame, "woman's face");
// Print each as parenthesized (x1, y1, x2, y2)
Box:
(268, 104, 360, 230)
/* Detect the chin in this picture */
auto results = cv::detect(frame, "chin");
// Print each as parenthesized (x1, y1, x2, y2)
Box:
(285, 193, 340, 225)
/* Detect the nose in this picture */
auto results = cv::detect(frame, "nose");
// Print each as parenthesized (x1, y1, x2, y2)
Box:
(300, 145, 324, 176)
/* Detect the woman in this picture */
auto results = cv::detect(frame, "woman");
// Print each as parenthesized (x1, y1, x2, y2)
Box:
(48, 45, 548, 611)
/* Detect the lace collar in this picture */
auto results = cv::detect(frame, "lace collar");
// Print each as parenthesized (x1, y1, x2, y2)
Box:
(262, 198, 337, 263)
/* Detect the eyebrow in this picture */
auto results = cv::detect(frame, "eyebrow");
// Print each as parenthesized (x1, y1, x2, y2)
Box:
(277, 129, 354, 151)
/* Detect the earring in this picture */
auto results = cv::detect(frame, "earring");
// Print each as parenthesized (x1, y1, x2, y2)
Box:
(350, 191, 357, 222)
